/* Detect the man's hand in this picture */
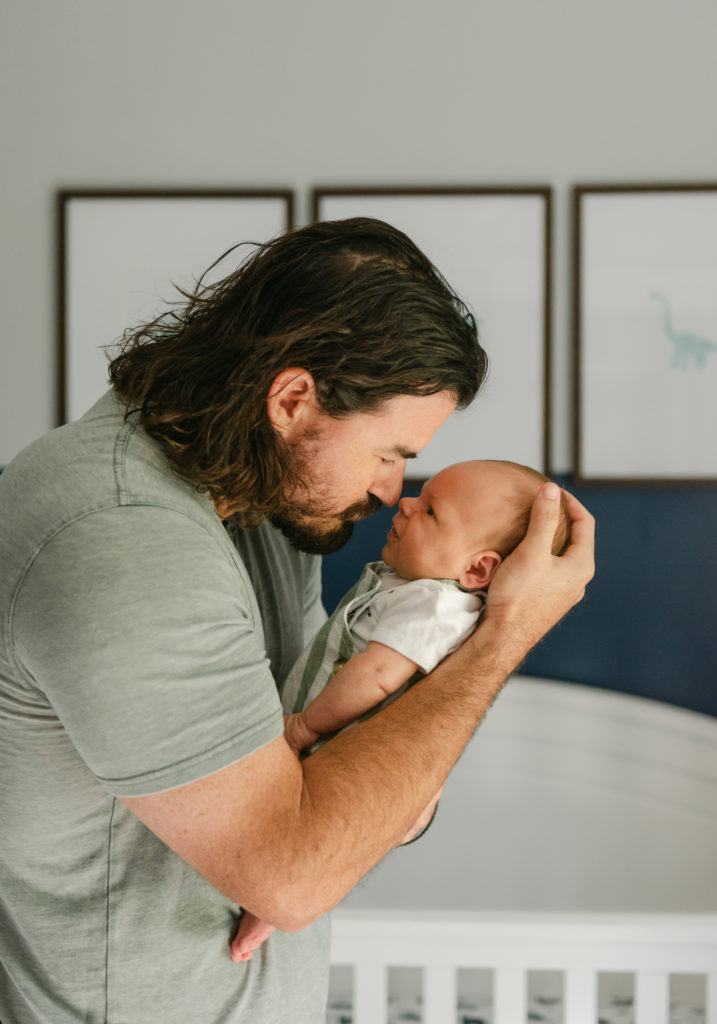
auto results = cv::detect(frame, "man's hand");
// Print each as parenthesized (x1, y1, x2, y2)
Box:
(483, 484, 595, 657)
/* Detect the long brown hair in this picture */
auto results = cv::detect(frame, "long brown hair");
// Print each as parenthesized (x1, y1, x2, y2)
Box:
(109, 217, 487, 524)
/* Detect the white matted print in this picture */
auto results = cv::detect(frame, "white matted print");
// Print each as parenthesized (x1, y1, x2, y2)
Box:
(313, 189, 551, 477)
(575, 185, 717, 482)
(58, 190, 293, 423)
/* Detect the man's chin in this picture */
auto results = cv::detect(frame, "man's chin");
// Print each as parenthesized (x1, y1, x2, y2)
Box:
(269, 513, 357, 556)
(270, 493, 383, 556)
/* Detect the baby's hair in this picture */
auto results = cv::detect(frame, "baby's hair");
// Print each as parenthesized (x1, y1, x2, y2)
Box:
(490, 462, 571, 559)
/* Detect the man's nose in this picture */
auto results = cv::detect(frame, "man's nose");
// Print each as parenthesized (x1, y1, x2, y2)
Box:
(370, 464, 406, 508)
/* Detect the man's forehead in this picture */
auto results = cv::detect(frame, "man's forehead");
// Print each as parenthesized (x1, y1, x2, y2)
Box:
(371, 390, 456, 448)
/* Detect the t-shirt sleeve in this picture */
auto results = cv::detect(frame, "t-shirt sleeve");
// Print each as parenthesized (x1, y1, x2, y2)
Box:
(12, 505, 284, 796)
(367, 581, 483, 675)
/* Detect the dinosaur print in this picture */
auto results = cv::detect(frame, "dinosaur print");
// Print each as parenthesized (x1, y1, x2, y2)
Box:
(649, 290, 717, 369)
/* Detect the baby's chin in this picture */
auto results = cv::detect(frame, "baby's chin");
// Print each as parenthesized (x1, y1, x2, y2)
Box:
(381, 543, 402, 574)
(381, 550, 416, 580)
(381, 540, 422, 579)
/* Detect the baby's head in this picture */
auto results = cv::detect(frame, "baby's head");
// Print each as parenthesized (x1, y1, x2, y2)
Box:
(382, 459, 571, 589)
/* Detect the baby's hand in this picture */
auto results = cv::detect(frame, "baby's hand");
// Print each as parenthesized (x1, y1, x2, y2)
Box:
(283, 713, 321, 757)
(399, 786, 444, 846)
(230, 912, 276, 963)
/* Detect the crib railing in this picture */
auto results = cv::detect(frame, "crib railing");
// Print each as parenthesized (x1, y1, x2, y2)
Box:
(330, 909, 717, 1024)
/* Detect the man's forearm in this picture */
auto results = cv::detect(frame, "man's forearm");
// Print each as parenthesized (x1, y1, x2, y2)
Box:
(280, 616, 523, 928)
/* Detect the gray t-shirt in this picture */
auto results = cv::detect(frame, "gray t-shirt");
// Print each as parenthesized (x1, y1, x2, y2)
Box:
(0, 391, 330, 1023)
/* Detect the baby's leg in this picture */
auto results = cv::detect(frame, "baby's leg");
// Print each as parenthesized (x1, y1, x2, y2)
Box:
(230, 911, 276, 962)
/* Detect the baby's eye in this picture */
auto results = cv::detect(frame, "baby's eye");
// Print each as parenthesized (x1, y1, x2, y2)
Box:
(426, 507, 435, 517)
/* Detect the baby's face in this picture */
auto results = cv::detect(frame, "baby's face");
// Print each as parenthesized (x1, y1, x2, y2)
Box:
(381, 461, 525, 584)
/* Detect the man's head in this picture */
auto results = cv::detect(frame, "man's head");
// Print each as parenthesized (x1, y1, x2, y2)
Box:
(265, 372, 456, 553)
(108, 218, 486, 549)
(382, 460, 571, 588)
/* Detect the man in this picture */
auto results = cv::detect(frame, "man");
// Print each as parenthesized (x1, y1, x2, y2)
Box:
(0, 218, 594, 1023)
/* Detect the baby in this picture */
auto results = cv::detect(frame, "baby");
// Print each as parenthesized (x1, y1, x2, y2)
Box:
(231, 459, 570, 962)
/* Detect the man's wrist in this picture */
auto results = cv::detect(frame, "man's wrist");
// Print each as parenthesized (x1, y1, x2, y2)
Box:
(462, 614, 533, 685)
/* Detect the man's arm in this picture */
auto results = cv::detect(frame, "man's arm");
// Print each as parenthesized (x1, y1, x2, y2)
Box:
(122, 484, 594, 933)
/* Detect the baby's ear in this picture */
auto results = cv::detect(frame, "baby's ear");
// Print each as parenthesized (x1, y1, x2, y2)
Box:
(459, 550, 502, 590)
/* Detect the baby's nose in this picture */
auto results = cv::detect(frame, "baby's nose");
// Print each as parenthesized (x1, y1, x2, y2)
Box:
(398, 496, 416, 516)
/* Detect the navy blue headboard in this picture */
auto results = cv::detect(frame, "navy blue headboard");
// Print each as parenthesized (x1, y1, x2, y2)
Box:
(322, 476, 717, 718)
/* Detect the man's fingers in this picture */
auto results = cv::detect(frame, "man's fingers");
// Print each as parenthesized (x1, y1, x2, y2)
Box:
(517, 485, 595, 591)
(483, 483, 595, 647)
(560, 491, 596, 581)
(563, 490, 595, 542)
(520, 482, 562, 552)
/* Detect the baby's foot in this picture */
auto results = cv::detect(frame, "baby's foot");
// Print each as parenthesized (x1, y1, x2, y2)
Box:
(230, 913, 277, 962)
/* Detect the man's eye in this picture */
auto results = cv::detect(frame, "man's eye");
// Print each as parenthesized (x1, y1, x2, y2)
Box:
(426, 507, 435, 517)
(380, 457, 395, 466)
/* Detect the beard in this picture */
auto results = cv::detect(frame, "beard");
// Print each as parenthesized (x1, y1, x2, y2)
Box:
(270, 492, 382, 555)
(268, 431, 383, 555)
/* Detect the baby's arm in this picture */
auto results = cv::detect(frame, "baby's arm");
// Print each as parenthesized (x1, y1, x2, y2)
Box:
(284, 642, 419, 755)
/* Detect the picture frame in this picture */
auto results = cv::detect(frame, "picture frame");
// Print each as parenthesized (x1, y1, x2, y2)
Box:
(573, 183, 717, 484)
(57, 189, 294, 424)
(312, 187, 552, 478)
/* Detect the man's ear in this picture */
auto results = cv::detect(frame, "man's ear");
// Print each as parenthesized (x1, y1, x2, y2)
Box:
(458, 550, 502, 590)
(266, 368, 317, 439)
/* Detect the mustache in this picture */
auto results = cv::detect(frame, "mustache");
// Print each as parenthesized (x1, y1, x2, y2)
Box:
(268, 492, 385, 556)
(340, 493, 383, 522)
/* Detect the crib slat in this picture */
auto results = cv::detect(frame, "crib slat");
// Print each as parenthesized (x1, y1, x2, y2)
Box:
(564, 968, 597, 1023)
(353, 963, 388, 1024)
(423, 965, 456, 1024)
(707, 972, 717, 1024)
(635, 970, 669, 1024)
(493, 967, 526, 1024)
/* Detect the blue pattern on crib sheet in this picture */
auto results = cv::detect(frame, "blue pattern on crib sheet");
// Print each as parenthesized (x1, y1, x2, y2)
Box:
(325, 993, 705, 1023)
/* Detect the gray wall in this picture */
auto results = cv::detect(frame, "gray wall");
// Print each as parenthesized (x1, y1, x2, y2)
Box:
(2, 0, 716, 468)
(3, 1, 717, 716)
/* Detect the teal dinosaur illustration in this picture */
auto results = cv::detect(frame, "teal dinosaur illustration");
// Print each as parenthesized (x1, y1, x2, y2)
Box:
(649, 290, 717, 369)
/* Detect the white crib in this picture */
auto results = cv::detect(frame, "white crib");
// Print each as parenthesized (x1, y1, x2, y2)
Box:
(330, 910, 717, 1023)
(328, 676, 717, 1024)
